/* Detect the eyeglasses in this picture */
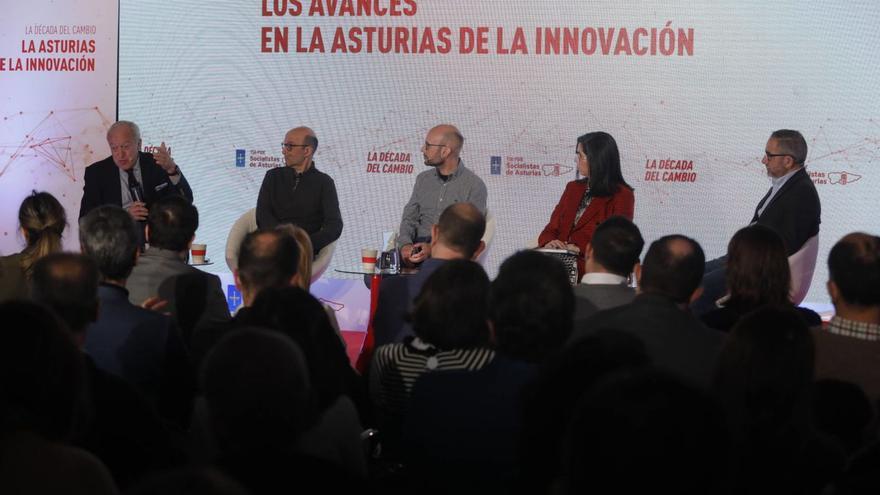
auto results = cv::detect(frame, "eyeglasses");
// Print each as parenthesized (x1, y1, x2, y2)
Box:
(281, 143, 309, 151)
(764, 150, 794, 160)
(423, 142, 447, 149)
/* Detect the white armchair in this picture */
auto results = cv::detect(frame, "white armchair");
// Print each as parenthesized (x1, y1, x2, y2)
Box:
(789, 234, 819, 305)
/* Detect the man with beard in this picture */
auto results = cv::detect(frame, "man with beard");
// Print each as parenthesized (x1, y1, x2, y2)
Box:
(397, 124, 487, 267)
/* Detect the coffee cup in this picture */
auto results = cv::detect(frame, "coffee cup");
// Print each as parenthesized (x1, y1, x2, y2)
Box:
(191, 243, 207, 264)
(362, 248, 378, 272)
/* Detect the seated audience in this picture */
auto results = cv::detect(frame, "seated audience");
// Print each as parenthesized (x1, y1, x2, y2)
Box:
(573, 215, 643, 321)
(373, 202, 486, 348)
(0, 191, 66, 302)
(569, 234, 724, 388)
(814, 232, 880, 401)
(370, 260, 494, 453)
(0, 301, 117, 495)
(714, 306, 845, 494)
(31, 253, 182, 490)
(517, 330, 649, 494)
(239, 287, 367, 475)
(127, 195, 230, 346)
(190, 227, 300, 368)
(79, 205, 191, 426)
(398, 251, 574, 493)
(562, 368, 729, 495)
(202, 328, 361, 494)
(538, 131, 634, 278)
(701, 224, 821, 331)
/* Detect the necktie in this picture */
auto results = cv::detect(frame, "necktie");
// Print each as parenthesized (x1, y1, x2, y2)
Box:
(127, 169, 144, 202)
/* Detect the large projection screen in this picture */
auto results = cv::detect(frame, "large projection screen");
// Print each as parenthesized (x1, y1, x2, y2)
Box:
(119, 1, 880, 306)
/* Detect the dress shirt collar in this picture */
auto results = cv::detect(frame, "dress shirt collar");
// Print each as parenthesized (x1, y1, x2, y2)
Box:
(580, 272, 627, 285)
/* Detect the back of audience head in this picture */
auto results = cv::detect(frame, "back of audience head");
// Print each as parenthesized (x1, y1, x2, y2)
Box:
(640, 234, 705, 306)
(235, 228, 300, 304)
(201, 328, 312, 454)
(79, 205, 138, 282)
(490, 250, 574, 363)
(276, 224, 313, 290)
(588, 216, 644, 277)
(147, 195, 199, 252)
(30, 252, 100, 341)
(432, 202, 486, 259)
(17, 190, 67, 277)
(726, 224, 791, 307)
(563, 368, 728, 495)
(409, 259, 490, 350)
(827, 232, 880, 309)
(714, 305, 814, 437)
(0, 301, 85, 442)
(241, 286, 348, 412)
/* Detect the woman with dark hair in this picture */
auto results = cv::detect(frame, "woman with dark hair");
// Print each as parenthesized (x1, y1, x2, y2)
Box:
(0, 191, 67, 301)
(369, 260, 494, 447)
(538, 132, 634, 278)
(701, 224, 820, 331)
(714, 306, 844, 494)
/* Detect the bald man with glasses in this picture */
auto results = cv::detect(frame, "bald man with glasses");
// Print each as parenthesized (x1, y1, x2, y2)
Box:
(255, 127, 343, 256)
(397, 124, 487, 266)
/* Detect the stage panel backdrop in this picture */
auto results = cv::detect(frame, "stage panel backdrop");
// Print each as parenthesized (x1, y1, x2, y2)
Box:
(1, 0, 118, 252)
(115, 1, 879, 307)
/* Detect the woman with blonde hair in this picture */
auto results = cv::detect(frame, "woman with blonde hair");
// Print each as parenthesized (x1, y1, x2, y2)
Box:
(0, 191, 67, 301)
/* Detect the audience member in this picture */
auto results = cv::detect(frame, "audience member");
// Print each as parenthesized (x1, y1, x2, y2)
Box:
(0, 191, 66, 302)
(569, 234, 724, 388)
(714, 306, 844, 494)
(370, 260, 494, 454)
(573, 215, 643, 321)
(202, 328, 361, 494)
(701, 224, 821, 331)
(0, 301, 117, 495)
(190, 227, 300, 368)
(79, 205, 191, 426)
(396, 251, 574, 493)
(562, 368, 729, 495)
(398, 124, 487, 266)
(814, 232, 880, 401)
(373, 202, 486, 347)
(517, 330, 649, 494)
(239, 287, 367, 476)
(31, 252, 182, 489)
(127, 195, 230, 345)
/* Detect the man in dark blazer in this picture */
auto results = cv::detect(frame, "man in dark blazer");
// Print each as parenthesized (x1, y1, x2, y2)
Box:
(126, 196, 230, 345)
(569, 235, 724, 389)
(372, 202, 486, 348)
(574, 216, 644, 321)
(79, 205, 192, 427)
(694, 129, 821, 314)
(79, 121, 193, 245)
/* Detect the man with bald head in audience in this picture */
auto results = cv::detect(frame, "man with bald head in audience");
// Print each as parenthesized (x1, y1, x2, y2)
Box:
(398, 124, 487, 267)
(814, 232, 880, 400)
(569, 234, 724, 388)
(374, 202, 486, 347)
(256, 126, 343, 256)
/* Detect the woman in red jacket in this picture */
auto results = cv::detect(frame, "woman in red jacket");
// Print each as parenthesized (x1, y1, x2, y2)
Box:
(538, 131, 635, 277)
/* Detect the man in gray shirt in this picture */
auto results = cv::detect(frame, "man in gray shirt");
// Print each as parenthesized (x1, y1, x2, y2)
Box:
(398, 124, 487, 266)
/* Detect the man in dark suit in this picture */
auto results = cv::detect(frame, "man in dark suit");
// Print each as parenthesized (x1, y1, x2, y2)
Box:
(79, 205, 192, 426)
(574, 216, 644, 321)
(570, 235, 724, 388)
(694, 129, 821, 314)
(79, 121, 193, 246)
(126, 196, 230, 345)
(372, 202, 486, 348)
